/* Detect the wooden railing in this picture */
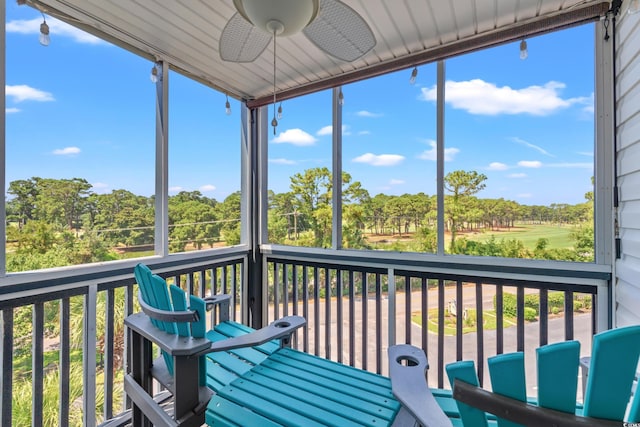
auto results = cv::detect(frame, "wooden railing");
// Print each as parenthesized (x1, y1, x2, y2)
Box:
(0, 245, 610, 425)
(263, 246, 610, 393)
(0, 249, 247, 427)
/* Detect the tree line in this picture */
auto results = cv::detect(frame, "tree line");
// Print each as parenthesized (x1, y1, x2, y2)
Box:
(5, 168, 594, 272)
(268, 167, 593, 260)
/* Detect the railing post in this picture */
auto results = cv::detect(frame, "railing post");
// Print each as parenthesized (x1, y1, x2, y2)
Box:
(59, 298, 70, 426)
(83, 285, 98, 427)
(388, 268, 396, 347)
(0, 309, 13, 427)
(596, 281, 609, 332)
(32, 303, 44, 427)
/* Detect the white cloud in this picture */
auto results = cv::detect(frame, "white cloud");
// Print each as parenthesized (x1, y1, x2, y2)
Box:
(6, 85, 54, 103)
(358, 130, 371, 135)
(269, 158, 297, 165)
(53, 146, 80, 155)
(577, 151, 594, 157)
(389, 179, 405, 185)
(169, 186, 184, 192)
(517, 193, 533, 199)
(487, 162, 508, 171)
(316, 124, 350, 136)
(352, 153, 405, 166)
(7, 17, 103, 44)
(272, 128, 318, 146)
(511, 137, 554, 157)
(417, 140, 459, 161)
(518, 160, 543, 168)
(200, 184, 216, 192)
(6, 107, 20, 114)
(356, 110, 383, 118)
(92, 182, 109, 189)
(509, 173, 527, 178)
(420, 79, 589, 116)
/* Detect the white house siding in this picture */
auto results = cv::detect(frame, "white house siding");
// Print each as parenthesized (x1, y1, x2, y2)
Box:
(615, 7, 640, 327)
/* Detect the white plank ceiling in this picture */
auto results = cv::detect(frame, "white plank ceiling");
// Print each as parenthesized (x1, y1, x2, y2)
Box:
(27, 0, 608, 103)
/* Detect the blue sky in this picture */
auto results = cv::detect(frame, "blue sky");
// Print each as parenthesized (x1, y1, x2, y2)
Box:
(5, 3, 594, 206)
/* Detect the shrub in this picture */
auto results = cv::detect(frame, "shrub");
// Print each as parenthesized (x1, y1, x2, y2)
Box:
(551, 307, 560, 315)
(524, 306, 537, 321)
(548, 292, 565, 312)
(494, 293, 517, 317)
(524, 294, 540, 315)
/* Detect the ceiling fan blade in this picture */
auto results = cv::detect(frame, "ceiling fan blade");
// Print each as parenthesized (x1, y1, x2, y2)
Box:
(219, 12, 272, 62)
(302, 0, 376, 62)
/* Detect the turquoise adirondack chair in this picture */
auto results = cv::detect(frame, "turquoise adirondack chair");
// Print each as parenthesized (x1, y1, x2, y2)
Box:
(446, 325, 640, 426)
(125, 263, 454, 427)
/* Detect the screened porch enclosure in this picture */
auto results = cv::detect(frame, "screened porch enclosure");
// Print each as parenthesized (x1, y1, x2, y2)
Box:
(1, 0, 638, 426)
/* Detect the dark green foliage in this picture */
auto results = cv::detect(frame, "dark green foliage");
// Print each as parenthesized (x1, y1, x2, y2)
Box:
(494, 291, 590, 318)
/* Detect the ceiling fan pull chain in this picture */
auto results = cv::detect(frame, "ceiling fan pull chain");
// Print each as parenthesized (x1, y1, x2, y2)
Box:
(272, 29, 278, 135)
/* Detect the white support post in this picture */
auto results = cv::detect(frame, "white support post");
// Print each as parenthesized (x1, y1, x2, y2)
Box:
(595, 16, 616, 329)
(0, 0, 6, 277)
(332, 87, 343, 250)
(436, 61, 446, 255)
(154, 61, 169, 257)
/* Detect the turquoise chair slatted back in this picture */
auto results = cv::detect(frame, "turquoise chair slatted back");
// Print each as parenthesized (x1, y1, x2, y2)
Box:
(134, 264, 174, 373)
(189, 295, 207, 386)
(134, 263, 209, 385)
(446, 360, 489, 427)
(536, 340, 580, 414)
(169, 284, 191, 337)
(583, 325, 640, 421)
(148, 274, 178, 334)
(449, 327, 640, 426)
(133, 264, 161, 329)
(488, 352, 526, 427)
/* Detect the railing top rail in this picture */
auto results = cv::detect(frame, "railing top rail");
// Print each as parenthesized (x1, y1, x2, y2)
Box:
(0, 247, 250, 305)
(262, 244, 611, 285)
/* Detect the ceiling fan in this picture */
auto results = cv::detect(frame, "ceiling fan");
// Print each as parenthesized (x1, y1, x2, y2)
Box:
(219, 0, 376, 134)
(219, 0, 376, 63)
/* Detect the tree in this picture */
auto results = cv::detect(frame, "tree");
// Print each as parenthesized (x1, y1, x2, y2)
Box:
(444, 170, 487, 247)
(169, 196, 219, 251)
(34, 178, 92, 230)
(217, 192, 241, 245)
(7, 178, 39, 227)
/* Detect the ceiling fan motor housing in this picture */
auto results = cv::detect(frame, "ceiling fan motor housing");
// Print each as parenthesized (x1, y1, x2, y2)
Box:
(233, 0, 320, 36)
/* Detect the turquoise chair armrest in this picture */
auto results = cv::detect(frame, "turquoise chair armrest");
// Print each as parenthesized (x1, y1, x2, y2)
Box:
(207, 315, 306, 353)
(388, 344, 453, 427)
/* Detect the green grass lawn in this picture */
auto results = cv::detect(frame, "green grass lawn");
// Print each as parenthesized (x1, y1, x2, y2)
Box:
(412, 309, 518, 335)
(366, 223, 576, 253)
(462, 223, 574, 250)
